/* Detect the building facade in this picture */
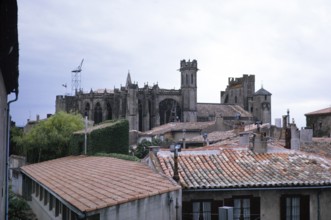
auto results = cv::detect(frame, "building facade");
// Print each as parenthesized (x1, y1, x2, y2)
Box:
(56, 59, 198, 131)
(0, 0, 19, 218)
(305, 107, 331, 137)
(221, 75, 272, 124)
(56, 61, 271, 131)
(21, 156, 181, 220)
(151, 146, 331, 220)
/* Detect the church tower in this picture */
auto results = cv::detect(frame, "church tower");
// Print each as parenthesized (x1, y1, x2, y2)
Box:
(180, 59, 198, 122)
(252, 87, 272, 124)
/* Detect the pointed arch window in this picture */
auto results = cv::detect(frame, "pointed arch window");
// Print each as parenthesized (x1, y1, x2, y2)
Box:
(94, 102, 103, 124)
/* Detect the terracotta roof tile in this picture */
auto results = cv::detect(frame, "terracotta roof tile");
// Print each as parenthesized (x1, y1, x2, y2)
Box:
(305, 107, 331, 116)
(157, 148, 331, 189)
(21, 156, 180, 212)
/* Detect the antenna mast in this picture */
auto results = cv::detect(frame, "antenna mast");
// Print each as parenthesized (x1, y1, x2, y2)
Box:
(71, 59, 84, 95)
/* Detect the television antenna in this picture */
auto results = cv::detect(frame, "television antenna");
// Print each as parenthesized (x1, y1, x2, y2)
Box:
(71, 59, 84, 95)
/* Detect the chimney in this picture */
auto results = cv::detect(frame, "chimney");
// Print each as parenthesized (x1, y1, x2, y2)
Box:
(252, 132, 267, 153)
(170, 144, 180, 182)
(290, 123, 300, 150)
(215, 114, 225, 131)
(239, 132, 250, 148)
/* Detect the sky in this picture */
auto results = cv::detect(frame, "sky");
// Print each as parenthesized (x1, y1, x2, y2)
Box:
(11, 0, 331, 128)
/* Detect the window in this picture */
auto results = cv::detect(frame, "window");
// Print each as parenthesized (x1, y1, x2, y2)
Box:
(36, 184, 39, 197)
(234, 198, 250, 220)
(281, 195, 309, 220)
(193, 201, 211, 220)
(224, 196, 260, 220)
(44, 190, 48, 205)
(55, 199, 62, 217)
(183, 200, 223, 220)
(191, 74, 194, 84)
(49, 194, 54, 211)
(39, 187, 43, 201)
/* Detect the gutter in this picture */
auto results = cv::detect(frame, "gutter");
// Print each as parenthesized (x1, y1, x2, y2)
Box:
(183, 185, 331, 193)
(5, 91, 18, 220)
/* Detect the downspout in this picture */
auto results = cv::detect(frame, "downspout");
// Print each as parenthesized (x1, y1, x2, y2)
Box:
(5, 90, 18, 220)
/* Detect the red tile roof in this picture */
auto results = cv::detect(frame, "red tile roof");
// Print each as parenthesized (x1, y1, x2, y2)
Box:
(305, 107, 331, 116)
(157, 148, 331, 189)
(21, 156, 180, 212)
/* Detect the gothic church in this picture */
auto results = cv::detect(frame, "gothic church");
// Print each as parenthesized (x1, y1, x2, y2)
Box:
(56, 60, 271, 131)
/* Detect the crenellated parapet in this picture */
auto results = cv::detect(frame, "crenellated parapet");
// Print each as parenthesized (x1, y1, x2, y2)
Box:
(180, 59, 198, 71)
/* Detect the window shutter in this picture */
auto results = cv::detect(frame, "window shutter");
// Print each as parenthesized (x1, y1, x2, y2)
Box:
(251, 197, 260, 220)
(182, 201, 193, 220)
(300, 195, 310, 220)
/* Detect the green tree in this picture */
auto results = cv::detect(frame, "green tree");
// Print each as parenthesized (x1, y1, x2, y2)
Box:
(9, 189, 35, 220)
(16, 112, 84, 163)
(10, 124, 23, 155)
(134, 138, 162, 159)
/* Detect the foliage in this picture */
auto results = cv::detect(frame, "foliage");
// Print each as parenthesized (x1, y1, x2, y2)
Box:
(94, 152, 140, 161)
(134, 138, 162, 159)
(9, 189, 34, 220)
(15, 112, 84, 163)
(70, 119, 129, 155)
(10, 125, 24, 155)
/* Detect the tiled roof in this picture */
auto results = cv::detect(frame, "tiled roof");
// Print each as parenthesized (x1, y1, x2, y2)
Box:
(254, 87, 272, 96)
(197, 103, 252, 118)
(21, 156, 180, 212)
(157, 148, 331, 189)
(305, 107, 331, 116)
(142, 121, 214, 136)
(186, 130, 237, 144)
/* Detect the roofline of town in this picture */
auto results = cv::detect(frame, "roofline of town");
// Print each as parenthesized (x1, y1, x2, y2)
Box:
(183, 185, 331, 193)
(20, 170, 87, 219)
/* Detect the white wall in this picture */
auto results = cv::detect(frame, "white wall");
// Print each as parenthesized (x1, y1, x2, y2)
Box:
(99, 190, 182, 220)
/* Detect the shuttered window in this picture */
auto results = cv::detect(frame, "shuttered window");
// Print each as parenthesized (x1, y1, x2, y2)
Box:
(280, 195, 309, 220)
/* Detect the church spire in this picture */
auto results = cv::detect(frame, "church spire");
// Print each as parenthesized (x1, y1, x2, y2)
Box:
(126, 71, 132, 88)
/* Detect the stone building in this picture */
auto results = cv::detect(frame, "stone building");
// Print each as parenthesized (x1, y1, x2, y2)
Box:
(56, 60, 271, 131)
(221, 75, 272, 124)
(21, 156, 181, 220)
(305, 107, 331, 137)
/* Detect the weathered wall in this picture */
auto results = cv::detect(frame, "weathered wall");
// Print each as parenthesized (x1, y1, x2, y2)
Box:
(9, 155, 26, 195)
(183, 188, 331, 220)
(0, 70, 7, 219)
(99, 190, 182, 220)
(306, 114, 331, 137)
(28, 195, 61, 220)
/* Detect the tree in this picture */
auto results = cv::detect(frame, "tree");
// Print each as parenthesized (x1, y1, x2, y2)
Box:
(15, 112, 84, 163)
(134, 138, 163, 159)
(10, 124, 23, 155)
(9, 188, 35, 220)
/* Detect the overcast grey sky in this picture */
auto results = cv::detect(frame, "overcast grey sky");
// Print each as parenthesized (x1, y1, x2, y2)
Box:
(11, 0, 330, 128)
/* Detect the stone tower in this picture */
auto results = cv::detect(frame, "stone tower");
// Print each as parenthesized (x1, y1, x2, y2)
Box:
(125, 72, 139, 130)
(180, 59, 198, 122)
(251, 87, 272, 124)
(220, 74, 255, 110)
